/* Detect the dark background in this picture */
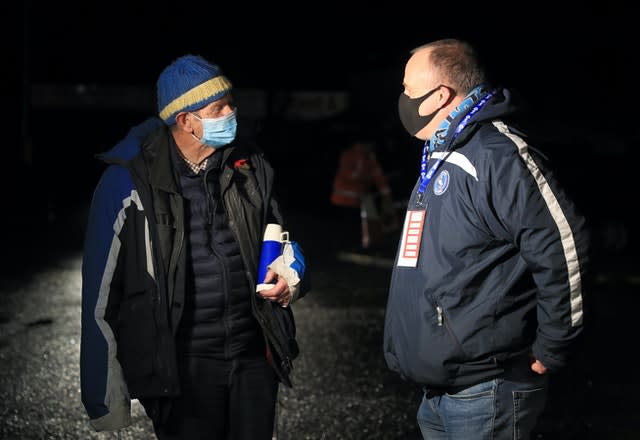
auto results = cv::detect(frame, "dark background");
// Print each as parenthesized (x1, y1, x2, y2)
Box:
(1, 3, 638, 438)
(4, 2, 637, 259)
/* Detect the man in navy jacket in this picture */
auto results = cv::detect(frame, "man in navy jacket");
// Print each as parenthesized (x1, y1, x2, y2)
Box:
(384, 39, 590, 439)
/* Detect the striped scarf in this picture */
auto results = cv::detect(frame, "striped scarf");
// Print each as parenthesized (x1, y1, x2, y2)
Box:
(428, 85, 488, 153)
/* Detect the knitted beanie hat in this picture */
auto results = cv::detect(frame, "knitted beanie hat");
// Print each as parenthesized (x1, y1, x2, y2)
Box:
(157, 54, 233, 125)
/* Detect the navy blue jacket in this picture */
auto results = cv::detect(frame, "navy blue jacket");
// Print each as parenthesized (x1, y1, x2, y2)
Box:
(383, 88, 590, 390)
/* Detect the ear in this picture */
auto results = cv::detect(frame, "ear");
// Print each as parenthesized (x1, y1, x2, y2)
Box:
(437, 86, 455, 107)
(175, 112, 193, 132)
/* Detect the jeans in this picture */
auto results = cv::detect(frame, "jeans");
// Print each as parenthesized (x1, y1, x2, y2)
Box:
(416, 360, 548, 440)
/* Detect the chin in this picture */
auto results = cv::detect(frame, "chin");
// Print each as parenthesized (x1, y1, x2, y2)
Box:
(415, 129, 430, 141)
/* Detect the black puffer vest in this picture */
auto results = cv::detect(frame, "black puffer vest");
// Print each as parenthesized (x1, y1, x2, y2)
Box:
(171, 147, 263, 359)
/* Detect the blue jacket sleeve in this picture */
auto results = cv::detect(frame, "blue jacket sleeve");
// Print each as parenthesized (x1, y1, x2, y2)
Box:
(80, 165, 135, 431)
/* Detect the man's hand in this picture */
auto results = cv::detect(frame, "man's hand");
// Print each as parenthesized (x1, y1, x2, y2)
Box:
(257, 269, 291, 306)
(530, 359, 547, 375)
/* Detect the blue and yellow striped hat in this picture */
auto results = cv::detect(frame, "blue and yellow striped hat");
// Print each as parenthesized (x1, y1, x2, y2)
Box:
(157, 54, 233, 125)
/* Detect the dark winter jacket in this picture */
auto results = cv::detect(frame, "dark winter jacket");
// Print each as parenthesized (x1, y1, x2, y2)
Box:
(383, 88, 590, 391)
(80, 117, 307, 431)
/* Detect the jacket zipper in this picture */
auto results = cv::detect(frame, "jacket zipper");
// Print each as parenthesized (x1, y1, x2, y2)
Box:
(434, 301, 465, 356)
(204, 171, 233, 360)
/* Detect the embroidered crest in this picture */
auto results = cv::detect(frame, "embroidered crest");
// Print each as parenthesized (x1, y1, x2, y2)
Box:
(433, 170, 449, 196)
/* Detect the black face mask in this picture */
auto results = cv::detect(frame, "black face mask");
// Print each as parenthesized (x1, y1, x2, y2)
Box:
(398, 85, 442, 136)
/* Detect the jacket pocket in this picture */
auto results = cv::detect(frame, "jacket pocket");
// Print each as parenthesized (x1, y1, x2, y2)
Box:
(116, 289, 156, 383)
(272, 303, 299, 361)
(257, 299, 299, 386)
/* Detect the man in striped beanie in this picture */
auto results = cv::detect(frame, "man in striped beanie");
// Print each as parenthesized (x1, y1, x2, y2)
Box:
(157, 54, 237, 161)
(157, 54, 233, 125)
(80, 53, 309, 440)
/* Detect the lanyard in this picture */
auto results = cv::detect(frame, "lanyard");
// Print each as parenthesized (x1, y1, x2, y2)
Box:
(416, 90, 495, 205)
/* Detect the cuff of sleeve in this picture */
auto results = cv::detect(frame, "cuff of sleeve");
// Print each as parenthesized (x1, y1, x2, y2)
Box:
(89, 401, 131, 432)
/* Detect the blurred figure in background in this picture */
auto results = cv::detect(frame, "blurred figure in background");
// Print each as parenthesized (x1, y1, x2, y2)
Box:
(330, 136, 398, 252)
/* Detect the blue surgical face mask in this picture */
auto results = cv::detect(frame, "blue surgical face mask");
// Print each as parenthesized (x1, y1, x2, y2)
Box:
(190, 110, 238, 148)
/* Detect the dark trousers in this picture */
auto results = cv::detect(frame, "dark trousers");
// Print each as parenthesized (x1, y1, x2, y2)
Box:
(150, 355, 278, 440)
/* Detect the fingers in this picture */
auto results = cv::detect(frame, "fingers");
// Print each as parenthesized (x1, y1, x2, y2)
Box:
(530, 359, 547, 375)
(257, 276, 290, 305)
(262, 269, 276, 284)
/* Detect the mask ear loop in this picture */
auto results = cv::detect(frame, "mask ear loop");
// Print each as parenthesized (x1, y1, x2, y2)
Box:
(188, 112, 204, 143)
(423, 85, 458, 122)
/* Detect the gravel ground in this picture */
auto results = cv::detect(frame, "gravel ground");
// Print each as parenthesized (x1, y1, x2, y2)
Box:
(0, 208, 638, 439)
(274, 248, 422, 440)
(0, 210, 421, 440)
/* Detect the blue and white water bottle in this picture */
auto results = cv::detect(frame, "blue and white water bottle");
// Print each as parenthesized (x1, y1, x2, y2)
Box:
(256, 223, 287, 291)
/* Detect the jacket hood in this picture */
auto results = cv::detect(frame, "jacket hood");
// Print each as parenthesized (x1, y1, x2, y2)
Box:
(443, 87, 523, 150)
(97, 116, 165, 165)
(473, 87, 522, 123)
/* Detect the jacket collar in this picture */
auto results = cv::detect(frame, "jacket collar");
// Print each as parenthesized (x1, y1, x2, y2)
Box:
(139, 126, 241, 193)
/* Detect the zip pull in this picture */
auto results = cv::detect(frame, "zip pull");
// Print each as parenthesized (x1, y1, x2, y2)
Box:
(436, 305, 443, 326)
